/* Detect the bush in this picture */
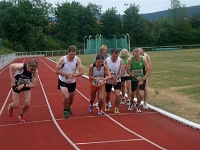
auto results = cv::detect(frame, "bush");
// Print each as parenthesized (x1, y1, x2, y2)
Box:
(44, 38, 63, 50)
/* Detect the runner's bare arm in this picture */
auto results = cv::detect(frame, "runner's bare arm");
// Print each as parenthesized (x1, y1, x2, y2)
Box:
(9, 63, 24, 84)
(146, 55, 152, 72)
(88, 64, 97, 80)
(104, 59, 107, 65)
(104, 64, 112, 81)
(26, 70, 39, 88)
(117, 59, 125, 78)
(127, 57, 134, 77)
(74, 57, 84, 77)
(143, 58, 150, 80)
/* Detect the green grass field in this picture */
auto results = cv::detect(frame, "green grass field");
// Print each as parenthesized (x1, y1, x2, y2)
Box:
(51, 49, 200, 124)
(0, 46, 15, 55)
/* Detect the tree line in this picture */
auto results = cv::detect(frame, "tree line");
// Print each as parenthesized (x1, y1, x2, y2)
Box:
(0, 0, 200, 52)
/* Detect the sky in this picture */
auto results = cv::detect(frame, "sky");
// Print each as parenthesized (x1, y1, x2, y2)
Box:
(47, 0, 200, 14)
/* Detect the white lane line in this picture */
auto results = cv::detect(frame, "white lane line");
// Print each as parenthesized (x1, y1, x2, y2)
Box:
(0, 59, 17, 75)
(38, 58, 80, 150)
(42, 57, 166, 149)
(75, 138, 143, 145)
(0, 88, 11, 116)
(76, 89, 166, 150)
(0, 111, 156, 127)
(0, 119, 54, 127)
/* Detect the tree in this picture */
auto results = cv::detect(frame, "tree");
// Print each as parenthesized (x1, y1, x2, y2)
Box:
(123, 3, 155, 47)
(0, 0, 52, 51)
(87, 3, 102, 20)
(170, 0, 188, 21)
(100, 7, 122, 39)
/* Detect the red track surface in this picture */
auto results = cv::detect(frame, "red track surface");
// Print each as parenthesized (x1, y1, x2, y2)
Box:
(0, 57, 200, 150)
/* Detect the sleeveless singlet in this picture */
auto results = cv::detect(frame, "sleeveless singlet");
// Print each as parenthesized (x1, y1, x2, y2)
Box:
(59, 55, 77, 83)
(131, 56, 145, 81)
(90, 63, 105, 86)
(14, 64, 32, 86)
(106, 57, 121, 84)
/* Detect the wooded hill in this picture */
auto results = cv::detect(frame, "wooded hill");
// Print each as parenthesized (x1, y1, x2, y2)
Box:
(141, 5, 200, 21)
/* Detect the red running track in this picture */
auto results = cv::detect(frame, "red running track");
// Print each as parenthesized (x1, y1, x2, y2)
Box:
(0, 57, 200, 150)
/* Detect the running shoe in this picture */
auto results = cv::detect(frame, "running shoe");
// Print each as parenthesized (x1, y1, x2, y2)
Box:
(143, 103, 148, 110)
(108, 102, 112, 108)
(114, 108, 120, 114)
(120, 98, 126, 104)
(88, 105, 93, 113)
(63, 110, 69, 119)
(94, 102, 98, 107)
(128, 102, 134, 111)
(98, 111, 103, 116)
(127, 100, 131, 106)
(135, 105, 142, 113)
(68, 107, 73, 115)
(18, 114, 25, 123)
(105, 105, 110, 111)
(8, 104, 13, 117)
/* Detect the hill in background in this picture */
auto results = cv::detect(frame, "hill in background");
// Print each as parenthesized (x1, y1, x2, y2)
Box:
(141, 5, 200, 21)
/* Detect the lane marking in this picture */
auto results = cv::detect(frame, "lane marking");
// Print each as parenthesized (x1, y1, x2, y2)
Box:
(0, 88, 11, 116)
(43, 57, 166, 150)
(0, 111, 156, 127)
(75, 138, 143, 145)
(76, 87, 166, 150)
(38, 58, 80, 150)
(0, 119, 53, 127)
(0, 59, 17, 75)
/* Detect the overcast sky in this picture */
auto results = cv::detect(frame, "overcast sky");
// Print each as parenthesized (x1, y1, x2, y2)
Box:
(48, 0, 200, 14)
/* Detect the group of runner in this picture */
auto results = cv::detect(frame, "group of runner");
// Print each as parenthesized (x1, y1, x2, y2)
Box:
(8, 44, 152, 122)
(88, 45, 151, 115)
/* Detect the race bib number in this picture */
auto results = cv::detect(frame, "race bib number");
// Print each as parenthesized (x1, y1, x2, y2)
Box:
(92, 80, 104, 86)
(17, 78, 30, 85)
(132, 69, 143, 76)
(110, 69, 118, 77)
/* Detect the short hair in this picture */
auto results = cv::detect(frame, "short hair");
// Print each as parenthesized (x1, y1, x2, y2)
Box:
(96, 54, 104, 61)
(68, 45, 77, 52)
(120, 49, 129, 57)
(111, 48, 119, 54)
(28, 59, 38, 68)
(138, 48, 144, 54)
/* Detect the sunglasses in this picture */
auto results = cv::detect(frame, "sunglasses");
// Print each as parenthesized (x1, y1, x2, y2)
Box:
(133, 49, 139, 53)
(30, 68, 36, 71)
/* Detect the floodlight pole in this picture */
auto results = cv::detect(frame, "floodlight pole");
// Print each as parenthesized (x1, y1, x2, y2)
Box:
(83, 36, 87, 55)
(114, 35, 117, 48)
(126, 33, 130, 51)
(95, 34, 99, 54)
(88, 35, 92, 54)
(124, 3, 129, 10)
